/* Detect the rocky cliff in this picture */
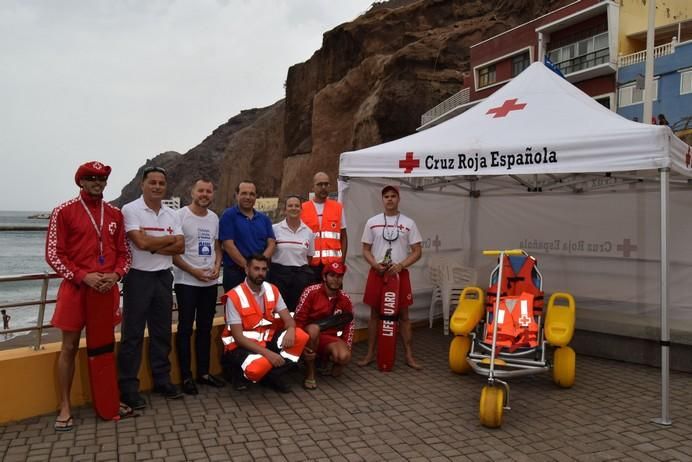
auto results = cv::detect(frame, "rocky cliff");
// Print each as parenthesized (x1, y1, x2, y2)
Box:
(114, 0, 570, 213)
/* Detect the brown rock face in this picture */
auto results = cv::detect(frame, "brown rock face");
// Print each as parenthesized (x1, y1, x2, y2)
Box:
(116, 0, 569, 209)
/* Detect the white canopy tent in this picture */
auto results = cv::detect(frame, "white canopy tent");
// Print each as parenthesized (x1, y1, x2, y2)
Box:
(338, 62, 691, 424)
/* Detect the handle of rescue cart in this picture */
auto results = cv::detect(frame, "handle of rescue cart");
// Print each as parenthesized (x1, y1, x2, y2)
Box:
(482, 248, 525, 382)
(482, 249, 525, 256)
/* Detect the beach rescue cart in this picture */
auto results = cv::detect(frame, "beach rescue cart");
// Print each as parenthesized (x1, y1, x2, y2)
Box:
(448, 249, 576, 428)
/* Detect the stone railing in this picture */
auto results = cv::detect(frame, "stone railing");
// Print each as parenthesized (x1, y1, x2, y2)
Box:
(618, 38, 676, 67)
(421, 87, 470, 126)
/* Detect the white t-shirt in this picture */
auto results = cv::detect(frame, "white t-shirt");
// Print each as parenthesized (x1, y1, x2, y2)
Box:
(312, 200, 347, 229)
(122, 196, 183, 272)
(225, 281, 287, 325)
(272, 219, 315, 267)
(361, 213, 422, 264)
(173, 206, 219, 287)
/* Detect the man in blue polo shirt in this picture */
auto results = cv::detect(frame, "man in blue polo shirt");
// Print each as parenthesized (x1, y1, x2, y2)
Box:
(219, 180, 276, 291)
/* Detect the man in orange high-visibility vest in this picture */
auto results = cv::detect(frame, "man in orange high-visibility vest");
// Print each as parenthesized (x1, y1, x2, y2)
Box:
(301, 172, 348, 282)
(220, 254, 309, 392)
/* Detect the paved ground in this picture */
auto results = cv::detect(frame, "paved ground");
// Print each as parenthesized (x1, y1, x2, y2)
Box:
(2, 327, 692, 462)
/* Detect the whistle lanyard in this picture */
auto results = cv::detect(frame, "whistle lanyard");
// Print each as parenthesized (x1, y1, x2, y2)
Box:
(79, 197, 105, 265)
(382, 213, 400, 245)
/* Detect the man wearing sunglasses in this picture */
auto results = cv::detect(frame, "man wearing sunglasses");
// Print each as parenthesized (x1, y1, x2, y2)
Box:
(119, 166, 185, 409)
(358, 185, 423, 370)
(46, 161, 131, 430)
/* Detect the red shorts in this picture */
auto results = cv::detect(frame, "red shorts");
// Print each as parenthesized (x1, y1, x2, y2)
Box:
(317, 333, 341, 356)
(51, 280, 121, 332)
(363, 268, 413, 309)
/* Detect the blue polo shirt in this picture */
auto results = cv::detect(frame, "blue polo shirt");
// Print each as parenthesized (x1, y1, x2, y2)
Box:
(219, 205, 275, 268)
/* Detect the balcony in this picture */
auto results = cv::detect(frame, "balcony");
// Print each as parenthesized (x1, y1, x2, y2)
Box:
(556, 48, 610, 75)
(618, 39, 676, 67)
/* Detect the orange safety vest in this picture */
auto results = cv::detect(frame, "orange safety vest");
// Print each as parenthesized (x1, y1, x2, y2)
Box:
(484, 292, 539, 352)
(220, 281, 281, 352)
(301, 199, 343, 265)
(486, 254, 544, 314)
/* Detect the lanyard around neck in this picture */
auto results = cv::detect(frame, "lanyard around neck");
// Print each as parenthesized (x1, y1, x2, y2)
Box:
(79, 197, 104, 260)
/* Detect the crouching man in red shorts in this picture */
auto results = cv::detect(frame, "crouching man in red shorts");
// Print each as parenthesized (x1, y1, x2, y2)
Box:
(294, 261, 354, 390)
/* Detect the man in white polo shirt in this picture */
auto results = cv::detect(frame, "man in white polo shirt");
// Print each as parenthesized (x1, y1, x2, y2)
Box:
(119, 166, 185, 409)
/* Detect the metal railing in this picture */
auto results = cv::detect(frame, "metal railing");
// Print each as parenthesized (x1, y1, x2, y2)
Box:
(618, 39, 676, 67)
(0, 272, 61, 350)
(0, 271, 224, 351)
(556, 48, 610, 75)
(421, 87, 470, 126)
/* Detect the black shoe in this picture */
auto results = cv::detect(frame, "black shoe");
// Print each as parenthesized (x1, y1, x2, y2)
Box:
(261, 375, 291, 394)
(197, 374, 225, 388)
(120, 392, 146, 410)
(232, 374, 249, 391)
(182, 378, 198, 395)
(153, 383, 184, 400)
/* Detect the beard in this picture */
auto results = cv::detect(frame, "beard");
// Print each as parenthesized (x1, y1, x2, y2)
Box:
(247, 273, 265, 286)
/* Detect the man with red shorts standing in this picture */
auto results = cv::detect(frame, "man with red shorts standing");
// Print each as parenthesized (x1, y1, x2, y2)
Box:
(357, 185, 423, 369)
(46, 161, 131, 431)
(294, 261, 353, 390)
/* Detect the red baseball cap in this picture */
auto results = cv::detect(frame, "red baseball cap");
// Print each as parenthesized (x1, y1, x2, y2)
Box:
(323, 261, 347, 276)
(74, 161, 112, 187)
(381, 185, 400, 196)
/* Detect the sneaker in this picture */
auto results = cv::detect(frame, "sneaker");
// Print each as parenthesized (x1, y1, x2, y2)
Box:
(232, 375, 249, 391)
(261, 375, 291, 394)
(153, 383, 184, 400)
(197, 374, 225, 388)
(182, 378, 198, 395)
(120, 392, 146, 410)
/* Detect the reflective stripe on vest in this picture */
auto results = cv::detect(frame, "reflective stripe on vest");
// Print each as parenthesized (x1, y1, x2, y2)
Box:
(313, 249, 343, 259)
(315, 231, 341, 240)
(275, 330, 301, 362)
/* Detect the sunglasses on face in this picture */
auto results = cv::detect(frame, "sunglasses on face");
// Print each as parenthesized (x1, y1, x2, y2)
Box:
(82, 175, 108, 182)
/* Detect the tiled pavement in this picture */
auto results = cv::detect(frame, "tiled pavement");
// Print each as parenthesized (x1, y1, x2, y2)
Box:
(2, 328, 692, 462)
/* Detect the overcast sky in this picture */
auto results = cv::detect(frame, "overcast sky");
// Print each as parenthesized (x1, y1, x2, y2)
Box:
(0, 0, 374, 211)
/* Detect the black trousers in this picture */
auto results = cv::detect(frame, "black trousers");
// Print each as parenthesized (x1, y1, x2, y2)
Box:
(174, 283, 218, 380)
(118, 268, 174, 393)
(222, 265, 246, 292)
(269, 263, 315, 311)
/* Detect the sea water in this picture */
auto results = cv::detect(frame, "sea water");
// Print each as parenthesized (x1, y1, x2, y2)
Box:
(0, 211, 59, 342)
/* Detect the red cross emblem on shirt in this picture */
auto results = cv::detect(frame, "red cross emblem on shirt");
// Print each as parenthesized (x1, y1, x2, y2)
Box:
(166, 226, 173, 235)
(399, 151, 420, 174)
(486, 98, 526, 118)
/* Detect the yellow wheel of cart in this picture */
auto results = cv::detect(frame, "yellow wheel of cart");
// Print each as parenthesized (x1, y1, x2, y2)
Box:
(552, 346, 576, 388)
(479, 385, 504, 428)
(449, 335, 471, 374)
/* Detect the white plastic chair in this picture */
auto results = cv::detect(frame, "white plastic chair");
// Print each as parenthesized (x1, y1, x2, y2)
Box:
(429, 259, 477, 335)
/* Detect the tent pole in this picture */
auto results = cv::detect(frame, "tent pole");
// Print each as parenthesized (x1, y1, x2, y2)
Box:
(652, 167, 671, 426)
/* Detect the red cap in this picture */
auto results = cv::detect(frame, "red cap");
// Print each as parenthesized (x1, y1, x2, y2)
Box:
(322, 261, 346, 276)
(381, 185, 400, 196)
(74, 161, 112, 187)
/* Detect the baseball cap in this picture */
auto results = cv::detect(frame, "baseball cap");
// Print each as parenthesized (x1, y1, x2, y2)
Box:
(323, 261, 347, 276)
(381, 185, 400, 196)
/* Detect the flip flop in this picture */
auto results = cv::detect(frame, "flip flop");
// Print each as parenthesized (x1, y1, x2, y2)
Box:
(54, 415, 73, 432)
(118, 402, 139, 419)
(303, 379, 317, 391)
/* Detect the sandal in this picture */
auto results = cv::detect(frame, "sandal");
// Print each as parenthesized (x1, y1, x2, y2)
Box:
(303, 379, 317, 391)
(54, 415, 73, 432)
(118, 402, 139, 419)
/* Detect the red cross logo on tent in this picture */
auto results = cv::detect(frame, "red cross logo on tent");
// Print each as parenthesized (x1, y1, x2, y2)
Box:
(616, 238, 638, 258)
(486, 98, 527, 118)
(399, 151, 420, 174)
